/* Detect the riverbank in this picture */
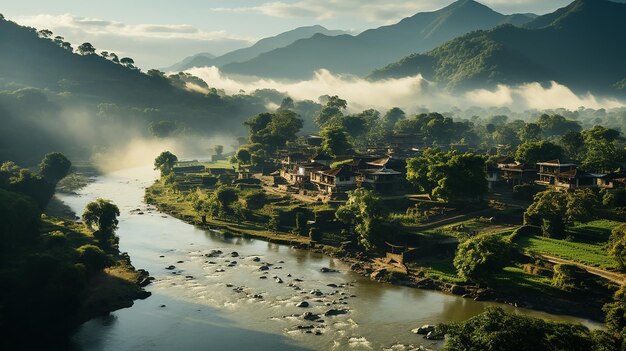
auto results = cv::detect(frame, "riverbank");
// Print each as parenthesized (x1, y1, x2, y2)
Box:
(144, 178, 610, 322)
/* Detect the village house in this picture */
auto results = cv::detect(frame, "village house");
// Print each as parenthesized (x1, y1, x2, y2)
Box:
(597, 172, 626, 188)
(500, 163, 538, 186)
(360, 167, 403, 193)
(310, 166, 358, 195)
(172, 160, 205, 175)
(536, 160, 599, 190)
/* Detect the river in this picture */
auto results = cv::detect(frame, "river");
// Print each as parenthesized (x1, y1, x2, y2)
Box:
(61, 166, 597, 351)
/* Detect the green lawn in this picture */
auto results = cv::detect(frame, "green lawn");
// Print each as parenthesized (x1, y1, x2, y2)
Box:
(202, 159, 234, 169)
(488, 266, 558, 296)
(516, 220, 623, 270)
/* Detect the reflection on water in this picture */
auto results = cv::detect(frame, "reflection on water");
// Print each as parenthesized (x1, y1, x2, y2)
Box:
(64, 167, 598, 351)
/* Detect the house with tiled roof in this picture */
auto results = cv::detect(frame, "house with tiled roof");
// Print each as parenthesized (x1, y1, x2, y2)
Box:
(310, 166, 358, 195)
(536, 160, 600, 190)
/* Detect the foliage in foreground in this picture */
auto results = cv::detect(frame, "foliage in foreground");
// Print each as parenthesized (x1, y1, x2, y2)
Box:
(440, 307, 616, 351)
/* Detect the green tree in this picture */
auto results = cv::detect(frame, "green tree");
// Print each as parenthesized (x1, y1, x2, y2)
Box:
(314, 95, 347, 127)
(336, 188, 383, 251)
(120, 57, 135, 69)
(524, 189, 597, 238)
(537, 114, 581, 137)
(515, 141, 564, 164)
(235, 148, 252, 165)
(154, 151, 178, 176)
(76, 244, 112, 272)
(582, 126, 621, 143)
(518, 123, 542, 143)
(38, 152, 71, 184)
(582, 139, 618, 172)
(0, 189, 40, 250)
(560, 131, 585, 159)
(77, 42, 96, 55)
(609, 225, 626, 271)
(245, 111, 303, 151)
(440, 307, 597, 351)
(82, 199, 120, 249)
(320, 124, 352, 156)
(149, 121, 177, 138)
(454, 234, 511, 282)
(406, 150, 487, 201)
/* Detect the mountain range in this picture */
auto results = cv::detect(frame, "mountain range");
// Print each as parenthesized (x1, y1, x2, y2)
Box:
(218, 0, 537, 79)
(161, 25, 346, 72)
(369, 0, 626, 95)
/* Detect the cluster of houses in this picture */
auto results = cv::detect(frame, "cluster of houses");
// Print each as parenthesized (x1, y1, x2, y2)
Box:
(487, 157, 626, 191)
(279, 152, 407, 197)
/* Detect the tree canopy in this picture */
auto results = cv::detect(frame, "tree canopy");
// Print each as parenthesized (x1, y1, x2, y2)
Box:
(336, 188, 384, 251)
(154, 151, 178, 176)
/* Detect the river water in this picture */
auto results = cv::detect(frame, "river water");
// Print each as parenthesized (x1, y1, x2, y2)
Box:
(62, 166, 597, 351)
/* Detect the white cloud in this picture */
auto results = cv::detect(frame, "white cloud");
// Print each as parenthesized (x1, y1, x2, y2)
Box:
(188, 66, 625, 112)
(210, 0, 571, 23)
(13, 14, 256, 68)
(15, 14, 253, 41)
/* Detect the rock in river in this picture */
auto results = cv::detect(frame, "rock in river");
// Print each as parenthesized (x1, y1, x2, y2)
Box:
(324, 308, 348, 316)
(320, 267, 338, 273)
(411, 325, 435, 335)
(296, 301, 309, 308)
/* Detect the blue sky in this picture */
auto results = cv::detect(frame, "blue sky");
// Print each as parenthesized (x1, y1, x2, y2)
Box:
(1, 0, 574, 69)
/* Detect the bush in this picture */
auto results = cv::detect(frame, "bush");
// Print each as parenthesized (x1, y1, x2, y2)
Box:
(267, 210, 280, 232)
(309, 227, 322, 242)
(295, 212, 307, 235)
(242, 190, 267, 210)
(608, 225, 626, 271)
(513, 225, 541, 238)
(440, 307, 598, 351)
(76, 244, 112, 272)
(542, 217, 565, 239)
(552, 264, 590, 292)
(454, 234, 512, 282)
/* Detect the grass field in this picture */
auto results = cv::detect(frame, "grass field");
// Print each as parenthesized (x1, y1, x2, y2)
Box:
(202, 159, 234, 170)
(515, 219, 623, 270)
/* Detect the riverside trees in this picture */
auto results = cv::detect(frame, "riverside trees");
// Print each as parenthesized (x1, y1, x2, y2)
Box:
(406, 149, 487, 202)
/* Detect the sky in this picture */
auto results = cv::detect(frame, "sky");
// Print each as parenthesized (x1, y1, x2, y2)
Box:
(1, 0, 574, 69)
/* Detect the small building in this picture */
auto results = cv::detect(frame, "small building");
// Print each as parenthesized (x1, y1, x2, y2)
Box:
(360, 167, 403, 193)
(536, 160, 599, 190)
(280, 161, 328, 186)
(310, 166, 357, 195)
(485, 164, 500, 191)
(597, 173, 626, 189)
(501, 163, 538, 186)
(172, 160, 205, 175)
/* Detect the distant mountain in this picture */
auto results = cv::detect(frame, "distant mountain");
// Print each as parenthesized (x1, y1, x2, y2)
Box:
(369, 0, 626, 96)
(163, 25, 346, 72)
(220, 0, 536, 79)
(0, 17, 267, 162)
(161, 52, 215, 72)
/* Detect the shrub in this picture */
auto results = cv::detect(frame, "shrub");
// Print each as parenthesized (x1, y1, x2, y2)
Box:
(542, 217, 565, 239)
(267, 210, 280, 232)
(242, 190, 267, 210)
(454, 234, 512, 282)
(76, 244, 112, 272)
(309, 227, 322, 242)
(295, 212, 307, 235)
(552, 264, 589, 292)
(440, 307, 597, 351)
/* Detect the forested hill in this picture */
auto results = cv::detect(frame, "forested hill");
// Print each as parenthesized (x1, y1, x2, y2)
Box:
(369, 0, 626, 97)
(163, 25, 347, 72)
(0, 16, 268, 164)
(220, 0, 536, 79)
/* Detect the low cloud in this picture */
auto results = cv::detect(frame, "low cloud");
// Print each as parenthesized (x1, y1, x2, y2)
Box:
(188, 66, 625, 113)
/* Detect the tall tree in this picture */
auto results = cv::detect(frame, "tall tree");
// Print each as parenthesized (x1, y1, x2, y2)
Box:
(320, 125, 352, 156)
(515, 141, 564, 164)
(38, 152, 71, 184)
(77, 42, 96, 55)
(336, 188, 384, 251)
(154, 151, 178, 176)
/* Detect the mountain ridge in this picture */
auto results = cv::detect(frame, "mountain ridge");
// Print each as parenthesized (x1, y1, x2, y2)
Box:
(219, 0, 537, 79)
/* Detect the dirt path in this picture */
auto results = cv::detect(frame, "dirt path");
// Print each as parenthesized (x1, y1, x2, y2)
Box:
(540, 254, 626, 285)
